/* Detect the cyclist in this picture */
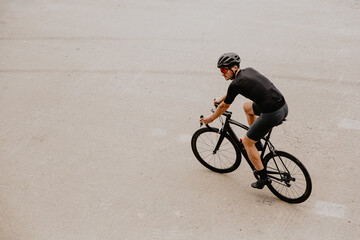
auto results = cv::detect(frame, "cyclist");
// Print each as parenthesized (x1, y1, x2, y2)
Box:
(200, 52, 288, 189)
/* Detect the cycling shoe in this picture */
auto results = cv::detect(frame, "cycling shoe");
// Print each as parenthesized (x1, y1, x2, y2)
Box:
(251, 178, 271, 189)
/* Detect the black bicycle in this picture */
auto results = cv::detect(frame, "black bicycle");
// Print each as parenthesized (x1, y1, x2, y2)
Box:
(191, 105, 312, 204)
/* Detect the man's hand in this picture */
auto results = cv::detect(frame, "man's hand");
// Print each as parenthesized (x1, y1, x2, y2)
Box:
(200, 99, 230, 126)
(213, 97, 223, 106)
(200, 115, 214, 125)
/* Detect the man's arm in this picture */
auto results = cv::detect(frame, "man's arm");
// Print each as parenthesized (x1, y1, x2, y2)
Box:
(200, 101, 231, 125)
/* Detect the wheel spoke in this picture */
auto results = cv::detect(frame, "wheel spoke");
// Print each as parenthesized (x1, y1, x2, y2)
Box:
(218, 151, 235, 166)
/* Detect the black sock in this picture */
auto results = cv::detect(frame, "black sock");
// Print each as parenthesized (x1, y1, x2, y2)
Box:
(257, 168, 267, 180)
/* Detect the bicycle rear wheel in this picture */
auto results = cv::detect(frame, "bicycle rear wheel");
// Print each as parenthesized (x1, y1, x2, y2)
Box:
(263, 151, 312, 203)
(191, 127, 241, 173)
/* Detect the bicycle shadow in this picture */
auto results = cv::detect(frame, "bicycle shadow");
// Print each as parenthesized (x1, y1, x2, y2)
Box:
(189, 167, 279, 205)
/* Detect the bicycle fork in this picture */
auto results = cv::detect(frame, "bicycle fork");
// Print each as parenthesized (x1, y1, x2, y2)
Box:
(213, 129, 225, 154)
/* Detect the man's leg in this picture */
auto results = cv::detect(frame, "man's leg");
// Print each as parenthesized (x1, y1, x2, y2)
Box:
(242, 135, 263, 170)
(243, 102, 263, 150)
(243, 135, 270, 189)
(243, 102, 258, 127)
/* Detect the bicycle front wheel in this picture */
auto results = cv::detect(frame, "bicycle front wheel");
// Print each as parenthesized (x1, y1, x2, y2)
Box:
(263, 151, 312, 204)
(191, 127, 241, 173)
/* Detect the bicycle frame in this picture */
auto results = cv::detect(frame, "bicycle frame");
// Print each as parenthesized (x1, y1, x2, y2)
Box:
(207, 111, 277, 173)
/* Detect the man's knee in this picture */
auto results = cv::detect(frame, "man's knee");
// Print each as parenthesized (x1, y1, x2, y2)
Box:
(242, 135, 256, 148)
(243, 102, 254, 115)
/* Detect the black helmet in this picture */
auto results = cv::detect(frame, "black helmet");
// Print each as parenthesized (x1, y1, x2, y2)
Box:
(217, 52, 241, 68)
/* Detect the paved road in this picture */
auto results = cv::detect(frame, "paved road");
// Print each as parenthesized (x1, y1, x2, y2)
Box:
(1, 0, 359, 239)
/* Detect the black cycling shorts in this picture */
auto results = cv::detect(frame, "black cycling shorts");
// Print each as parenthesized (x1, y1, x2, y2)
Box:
(247, 102, 288, 141)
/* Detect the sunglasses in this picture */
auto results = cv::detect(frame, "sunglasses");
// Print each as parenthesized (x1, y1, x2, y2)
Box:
(220, 68, 229, 74)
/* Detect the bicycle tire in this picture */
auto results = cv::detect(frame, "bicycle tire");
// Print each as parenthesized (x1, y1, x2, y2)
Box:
(191, 127, 241, 173)
(263, 151, 312, 203)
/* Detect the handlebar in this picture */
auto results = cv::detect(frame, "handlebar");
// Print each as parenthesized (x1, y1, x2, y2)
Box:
(199, 99, 232, 129)
(200, 114, 218, 132)
(200, 115, 204, 127)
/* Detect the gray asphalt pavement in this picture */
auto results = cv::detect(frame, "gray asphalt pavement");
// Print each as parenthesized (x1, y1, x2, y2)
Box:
(1, 0, 360, 239)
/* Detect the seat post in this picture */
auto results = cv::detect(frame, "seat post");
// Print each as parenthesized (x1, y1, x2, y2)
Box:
(260, 128, 274, 159)
(266, 128, 273, 141)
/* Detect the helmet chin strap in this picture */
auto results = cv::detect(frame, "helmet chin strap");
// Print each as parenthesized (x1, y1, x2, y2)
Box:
(229, 67, 236, 80)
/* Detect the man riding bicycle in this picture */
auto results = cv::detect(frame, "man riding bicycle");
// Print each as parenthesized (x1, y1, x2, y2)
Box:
(200, 52, 288, 189)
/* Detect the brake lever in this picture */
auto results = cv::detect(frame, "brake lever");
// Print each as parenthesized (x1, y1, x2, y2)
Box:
(200, 115, 204, 127)
(213, 98, 220, 108)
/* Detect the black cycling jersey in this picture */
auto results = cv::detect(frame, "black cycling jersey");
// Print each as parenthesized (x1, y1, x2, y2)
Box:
(224, 67, 285, 113)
